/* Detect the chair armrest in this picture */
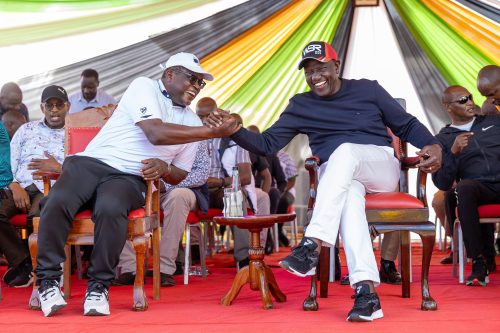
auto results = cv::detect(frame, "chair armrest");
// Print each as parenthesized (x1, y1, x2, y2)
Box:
(32, 171, 61, 180)
(305, 156, 320, 209)
(401, 156, 420, 168)
(416, 168, 428, 207)
(144, 179, 161, 216)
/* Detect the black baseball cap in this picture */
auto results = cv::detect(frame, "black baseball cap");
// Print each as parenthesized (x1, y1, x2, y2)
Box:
(41, 85, 69, 103)
(298, 41, 338, 70)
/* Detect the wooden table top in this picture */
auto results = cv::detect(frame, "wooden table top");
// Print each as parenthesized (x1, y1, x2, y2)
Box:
(214, 213, 296, 229)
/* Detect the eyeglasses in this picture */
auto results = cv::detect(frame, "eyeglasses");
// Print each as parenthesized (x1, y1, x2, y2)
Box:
(173, 69, 206, 89)
(450, 94, 473, 105)
(44, 102, 66, 110)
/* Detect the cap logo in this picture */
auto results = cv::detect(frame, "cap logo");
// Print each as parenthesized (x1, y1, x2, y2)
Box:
(303, 44, 322, 56)
(193, 56, 199, 64)
(58, 87, 66, 94)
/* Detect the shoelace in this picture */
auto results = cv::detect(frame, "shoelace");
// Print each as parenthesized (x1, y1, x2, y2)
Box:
(39, 280, 59, 301)
(85, 285, 108, 301)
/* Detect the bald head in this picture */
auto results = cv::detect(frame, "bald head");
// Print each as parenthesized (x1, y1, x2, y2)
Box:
(0, 82, 23, 112)
(247, 125, 260, 134)
(477, 65, 500, 106)
(1, 110, 27, 139)
(196, 97, 217, 124)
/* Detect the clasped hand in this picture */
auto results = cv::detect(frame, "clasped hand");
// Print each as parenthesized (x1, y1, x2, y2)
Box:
(205, 109, 241, 136)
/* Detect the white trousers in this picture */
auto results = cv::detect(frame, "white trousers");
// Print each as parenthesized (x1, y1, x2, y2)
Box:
(304, 143, 399, 288)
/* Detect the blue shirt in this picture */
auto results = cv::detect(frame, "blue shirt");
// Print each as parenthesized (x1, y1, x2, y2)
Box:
(68, 89, 117, 114)
(0, 123, 12, 188)
(232, 79, 439, 164)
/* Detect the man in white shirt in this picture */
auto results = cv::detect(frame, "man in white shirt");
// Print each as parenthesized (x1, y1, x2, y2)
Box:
(68, 69, 116, 114)
(34, 52, 239, 317)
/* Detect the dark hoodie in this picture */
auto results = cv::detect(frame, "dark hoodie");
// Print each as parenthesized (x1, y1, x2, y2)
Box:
(432, 115, 500, 190)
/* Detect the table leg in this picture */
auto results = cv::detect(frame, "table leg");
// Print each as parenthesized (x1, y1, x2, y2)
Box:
(221, 266, 250, 306)
(264, 265, 286, 303)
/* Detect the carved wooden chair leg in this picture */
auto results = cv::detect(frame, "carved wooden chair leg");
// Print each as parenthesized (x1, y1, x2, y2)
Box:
(63, 245, 72, 300)
(303, 272, 319, 311)
(28, 233, 41, 310)
(400, 231, 411, 298)
(417, 230, 438, 311)
(319, 246, 329, 298)
(221, 266, 249, 306)
(264, 266, 286, 303)
(132, 236, 148, 311)
(152, 227, 160, 300)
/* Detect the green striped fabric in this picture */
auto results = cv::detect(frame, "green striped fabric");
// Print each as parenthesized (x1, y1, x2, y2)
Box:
(221, 0, 347, 130)
(392, 0, 497, 105)
(0, 0, 214, 46)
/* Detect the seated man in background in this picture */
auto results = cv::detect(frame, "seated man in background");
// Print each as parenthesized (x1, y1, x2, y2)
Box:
(276, 149, 298, 247)
(1, 110, 27, 139)
(433, 85, 499, 286)
(0, 122, 13, 266)
(0, 82, 30, 121)
(34, 52, 236, 317)
(477, 65, 499, 110)
(197, 99, 254, 270)
(0, 85, 68, 288)
(115, 137, 209, 287)
(68, 68, 116, 113)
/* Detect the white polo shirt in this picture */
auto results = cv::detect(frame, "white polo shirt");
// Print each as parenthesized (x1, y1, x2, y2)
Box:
(79, 77, 201, 175)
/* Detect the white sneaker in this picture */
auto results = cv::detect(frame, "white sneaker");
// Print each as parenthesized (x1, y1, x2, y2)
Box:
(83, 283, 110, 316)
(38, 280, 67, 317)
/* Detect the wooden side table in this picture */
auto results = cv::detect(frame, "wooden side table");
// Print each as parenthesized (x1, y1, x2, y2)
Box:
(214, 213, 296, 309)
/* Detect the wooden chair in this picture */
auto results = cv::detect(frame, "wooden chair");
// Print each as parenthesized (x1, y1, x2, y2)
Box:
(453, 204, 500, 283)
(28, 106, 161, 311)
(303, 129, 437, 312)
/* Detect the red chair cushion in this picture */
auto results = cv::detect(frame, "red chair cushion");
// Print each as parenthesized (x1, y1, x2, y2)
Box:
(197, 208, 223, 219)
(186, 211, 200, 224)
(478, 204, 500, 218)
(74, 208, 147, 219)
(10, 214, 28, 227)
(365, 192, 425, 210)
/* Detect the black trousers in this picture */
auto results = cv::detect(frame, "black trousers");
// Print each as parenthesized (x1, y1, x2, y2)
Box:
(0, 184, 43, 268)
(277, 191, 295, 234)
(455, 179, 500, 259)
(35, 156, 146, 288)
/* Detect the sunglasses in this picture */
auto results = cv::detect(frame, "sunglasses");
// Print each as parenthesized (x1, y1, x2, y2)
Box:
(450, 94, 473, 105)
(173, 69, 206, 89)
(44, 102, 66, 110)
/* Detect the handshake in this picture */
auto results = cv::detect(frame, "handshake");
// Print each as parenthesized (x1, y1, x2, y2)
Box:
(205, 108, 243, 137)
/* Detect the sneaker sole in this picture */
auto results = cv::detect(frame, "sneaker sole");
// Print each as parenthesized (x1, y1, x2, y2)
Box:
(279, 261, 316, 277)
(84, 308, 110, 316)
(466, 278, 488, 287)
(347, 309, 384, 322)
(43, 303, 67, 317)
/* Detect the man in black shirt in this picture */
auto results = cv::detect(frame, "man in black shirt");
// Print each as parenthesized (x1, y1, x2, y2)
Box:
(209, 41, 441, 322)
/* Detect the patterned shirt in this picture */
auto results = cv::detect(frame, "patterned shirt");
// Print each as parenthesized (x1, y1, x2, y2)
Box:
(208, 138, 250, 178)
(0, 122, 12, 188)
(68, 89, 117, 114)
(10, 119, 65, 192)
(277, 150, 298, 180)
(165, 140, 209, 194)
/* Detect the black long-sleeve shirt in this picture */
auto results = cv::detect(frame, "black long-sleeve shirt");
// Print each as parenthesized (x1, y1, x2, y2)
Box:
(231, 78, 438, 164)
(432, 115, 500, 191)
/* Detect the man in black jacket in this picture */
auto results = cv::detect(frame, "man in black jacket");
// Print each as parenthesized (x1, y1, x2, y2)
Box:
(432, 85, 500, 286)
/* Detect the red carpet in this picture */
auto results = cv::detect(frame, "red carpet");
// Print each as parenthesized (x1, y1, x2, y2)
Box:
(1, 247, 499, 333)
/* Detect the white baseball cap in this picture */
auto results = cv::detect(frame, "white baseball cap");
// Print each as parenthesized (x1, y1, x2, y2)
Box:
(161, 52, 214, 81)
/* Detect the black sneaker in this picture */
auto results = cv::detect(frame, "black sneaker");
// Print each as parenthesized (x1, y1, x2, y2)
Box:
(237, 257, 249, 271)
(346, 284, 384, 322)
(279, 237, 319, 277)
(111, 272, 135, 286)
(340, 274, 350, 286)
(466, 256, 489, 286)
(440, 253, 453, 265)
(379, 259, 402, 285)
(160, 273, 175, 287)
(173, 262, 184, 276)
(3, 258, 33, 288)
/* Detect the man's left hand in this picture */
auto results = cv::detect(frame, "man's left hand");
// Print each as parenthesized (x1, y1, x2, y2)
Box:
(416, 144, 442, 173)
(27, 151, 61, 173)
(141, 158, 170, 180)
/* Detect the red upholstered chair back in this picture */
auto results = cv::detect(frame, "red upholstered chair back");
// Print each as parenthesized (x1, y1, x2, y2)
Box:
(64, 105, 116, 155)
